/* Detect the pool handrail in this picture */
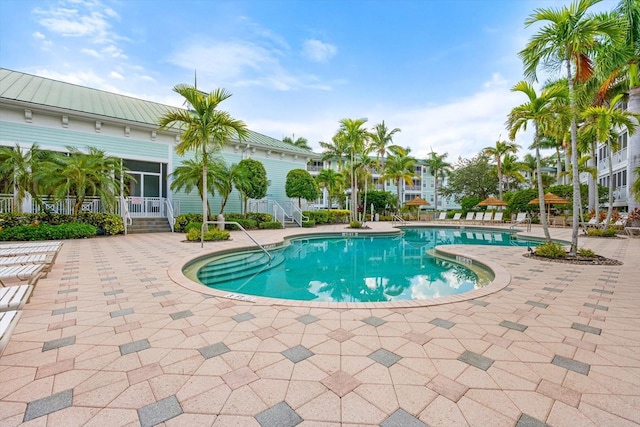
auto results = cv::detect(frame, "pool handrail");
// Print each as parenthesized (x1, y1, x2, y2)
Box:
(391, 214, 406, 226)
(203, 220, 272, 265)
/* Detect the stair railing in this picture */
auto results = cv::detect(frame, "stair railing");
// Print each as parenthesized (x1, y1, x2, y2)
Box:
(164, 199, 175, 232)
(203, 220, 272, 265)
(272, 201, 288, 228)
(120, 195, 132, 235)
(290, 203, 308, 226)
(391, 214, 406, 226)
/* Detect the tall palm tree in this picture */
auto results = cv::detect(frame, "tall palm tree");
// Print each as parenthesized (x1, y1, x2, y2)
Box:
(158, 85, 248, 241)
(316, 168, 344, 210)
(581, 94, 639, 227)
(335, 118, 370, 221)
(521, 153, 538, 187)
(381, 153, 417, 212)
(370, 121, 401, 191)
(507, 81, 570, 242)
(520, 0, 625, 254)
(210, 159, 246, 215)
(319, 134, 350, 172)
(282, 134, 311, 150)
(482, 139, 520, 200)
(40, 146, 123, 219)
(424, 151, 452, 211)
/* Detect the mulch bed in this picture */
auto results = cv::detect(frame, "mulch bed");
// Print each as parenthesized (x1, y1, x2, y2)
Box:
(524, 253, 623, 266)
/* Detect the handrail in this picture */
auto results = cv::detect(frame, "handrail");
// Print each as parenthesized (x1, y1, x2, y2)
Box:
(203, 220, 272, 265)
(164, 199, 175, 232)
(290, 203, 308, 226)
(391, 214, 406, 226)
(510, 218, 531, 232)
(119, 195, 132, 235)
(273, 203, 286, 228)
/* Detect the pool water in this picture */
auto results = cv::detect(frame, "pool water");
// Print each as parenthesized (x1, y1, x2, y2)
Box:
(191, 227, 532, 303)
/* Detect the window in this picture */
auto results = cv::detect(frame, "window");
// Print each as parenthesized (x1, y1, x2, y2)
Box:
(618, 132, 627, 150)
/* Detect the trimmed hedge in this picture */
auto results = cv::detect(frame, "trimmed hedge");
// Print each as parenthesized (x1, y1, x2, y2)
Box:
(174, 212, 274, 232)
(0, 223, 97, 241)
(302, 220, 316, 228)
(0, 212, 123, 236)
(185, 228, 231, 241)
(259, 221, 283, 229)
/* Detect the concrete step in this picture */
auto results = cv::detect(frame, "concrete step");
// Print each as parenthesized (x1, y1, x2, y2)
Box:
(128, 218, 172, 233)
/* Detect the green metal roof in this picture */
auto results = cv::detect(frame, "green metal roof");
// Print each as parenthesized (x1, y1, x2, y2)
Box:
(0, 68, 314, 155)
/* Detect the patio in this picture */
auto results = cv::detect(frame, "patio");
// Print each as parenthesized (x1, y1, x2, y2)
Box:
(0, 223, 638, 426)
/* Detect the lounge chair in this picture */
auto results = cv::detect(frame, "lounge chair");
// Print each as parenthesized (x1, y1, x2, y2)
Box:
(513, 212, 527, 223)
(0, 241, 62, 250)
(436, 212, 447, 221)
(464, 212, 475, 223)
(492, 212, 503, 223)
(580, 217, 599, 232)
(0, 285, 34, 312)
(0, 310, 22, 357)
(473, 212, 484, 224)
(450, 213, 462, 222)
(0, 264, 44, 287)
(0, 254, 48, 267)
(482, 212, 493, 224)
(625, 226, 640, 238)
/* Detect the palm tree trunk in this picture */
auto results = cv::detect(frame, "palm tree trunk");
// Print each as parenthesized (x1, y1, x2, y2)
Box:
(434, 171, 438, 210)
(201, 147, 208, 246)
(555, 146, 562, 183)
(497, 159, 503, 200)
(590, 141, 598, 221)
(629, 86, 640, 211)
(604, 140, 614, 228)
(567, 58, 580, 256)
(535, 124, 551, 241)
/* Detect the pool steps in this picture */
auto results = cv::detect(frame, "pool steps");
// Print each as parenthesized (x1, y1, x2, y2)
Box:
(197, 251, 284, 285)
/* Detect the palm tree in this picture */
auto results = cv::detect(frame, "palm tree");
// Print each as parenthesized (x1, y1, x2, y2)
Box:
(319, 134, 350, 172)
(211, 159, 246, 215)
(40, 147, 123, 219)
(520, 0, 626, 254)
(282, 134, 311, 150)
(0, 144, 48, 213)
(507, 81, 570, 242)
(581, 94, 639, 227)
(424, 151, 452, 211)
(335, 118, 370, 221)
(381, 153, 417, 212)
(316, 169, 344, 210)
(482, 139, 520, 201)
(158, 85, 248, 241)
(170, 156, 217, 217)
(521, 153, 538, 187)
(632, 165, 640, 201)
(501, 154, 526, 191)
(370, 121, 401, 191)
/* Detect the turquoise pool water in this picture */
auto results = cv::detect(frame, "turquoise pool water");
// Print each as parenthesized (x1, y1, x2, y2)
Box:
(191, 227, 532, 303)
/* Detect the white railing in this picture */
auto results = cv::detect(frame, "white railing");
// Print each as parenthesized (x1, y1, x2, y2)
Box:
(273, 202, 287, 228)
(120, 195, 133, 235)
(0, 194, 14, 213)
(204, 220, 272, 263)
(164, 199, 175, 232)
(392, 214, 406, 226)
(125, 197, 165, 218)
(30, 196, 106, 215)
(290, 203, 308, 226)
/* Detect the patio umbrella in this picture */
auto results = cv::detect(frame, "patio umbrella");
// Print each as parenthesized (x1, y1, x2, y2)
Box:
(477, 196, 508, 208)
(405, 196, 430, 219)
(528, 192, 570, 219)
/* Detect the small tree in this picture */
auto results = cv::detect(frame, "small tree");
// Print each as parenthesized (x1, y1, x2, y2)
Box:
(286, 169, 319, 208)
(235, 158, 267, 215)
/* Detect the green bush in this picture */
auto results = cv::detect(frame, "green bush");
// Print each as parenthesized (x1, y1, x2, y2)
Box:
(534, 242, 566, 258)
(349, 221, 362, 229)
(245, 212, 273, 223)
(302, 220, 316, 228)
(577, 247, 596, 257)
(0, 212, 124, 235)
(185, 228, 231, 241)
(184, 222, 203, 233)
(329, 210, 350, 223)
(225, 218, 258, 230)
(174, 214, 203, 232)
(258, 221, 283, 230)
(379, 215, 392, 221)
(304, 210, 330, 224)
(0, 223, 97, 241)
(586, 228, 602, 237)
(604, 227, 617, 237)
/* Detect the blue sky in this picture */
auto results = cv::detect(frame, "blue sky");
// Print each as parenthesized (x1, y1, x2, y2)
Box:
(0, 0, 616, 161)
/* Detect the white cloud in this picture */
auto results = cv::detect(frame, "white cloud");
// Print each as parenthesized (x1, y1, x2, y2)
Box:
(81, 48, 99, 57)
(33, 31, 46, 39)
(302, 39, 337, 62)
(102, 45, 126, 59)
(109, 71, 123, 79)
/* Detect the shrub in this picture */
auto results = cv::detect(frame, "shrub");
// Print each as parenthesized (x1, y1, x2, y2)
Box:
(0, 223, 97, 241)
(534, 242, 566, 258)
(586, 228, 603, 237)
(577, 248, 596, 257)
(603, 227, 617, 237)
(174, 214, 203, 232)
(259, 221, 283, 229)
(225, 218, 258, 230)
(349, 221, 362, 229)
(0, 212, 124, 235)
(184, 222, 203, 233)
(185, 228, 230, 241)
(302, 220, 316, 228)
(304, 210, 329, 224)
(329, 210, 350, 223)
(245, 212, 273, 224)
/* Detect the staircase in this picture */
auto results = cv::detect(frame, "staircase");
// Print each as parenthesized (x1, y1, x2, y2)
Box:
(127, 218, 172, 233)
(197, 252, 283, 286)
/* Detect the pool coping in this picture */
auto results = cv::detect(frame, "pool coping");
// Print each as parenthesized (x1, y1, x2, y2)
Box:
(167, 226, 513, 308)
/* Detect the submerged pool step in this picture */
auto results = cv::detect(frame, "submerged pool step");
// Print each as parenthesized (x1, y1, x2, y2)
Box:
(198, 252, 284, 285)
(198, 252, 267, 273)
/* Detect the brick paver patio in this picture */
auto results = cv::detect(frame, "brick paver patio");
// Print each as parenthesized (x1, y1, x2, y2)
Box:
(0, 223, 638, 426)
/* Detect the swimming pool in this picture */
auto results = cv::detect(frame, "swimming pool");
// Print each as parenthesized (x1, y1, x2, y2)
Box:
(185, 227, 533, 303)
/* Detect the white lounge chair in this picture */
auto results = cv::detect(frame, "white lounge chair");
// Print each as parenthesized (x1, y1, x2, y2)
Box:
(482, 212, 493, 224)
(492, 212, 503, 223)
(0, 285, 34, 312)
(436, 212, 447, 221)
(0, 264, 44, 287)
(0, 310, 22, 357)
(0, 241, 62, 250)
(464, 212, 475, 222)
(625, 226, 640, 238)
(0, 254, 48, 267)
(581, 217, 599, 231)
(513, 212, 528, 223)
(473, 212, 484, 224)
(450, 213, 462, 222)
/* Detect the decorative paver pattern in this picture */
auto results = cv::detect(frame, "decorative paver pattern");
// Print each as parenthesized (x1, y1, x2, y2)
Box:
(0, 223, 638, 426)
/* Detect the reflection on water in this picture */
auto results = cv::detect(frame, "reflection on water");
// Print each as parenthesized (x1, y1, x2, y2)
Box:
(198, 228, 524, 302)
